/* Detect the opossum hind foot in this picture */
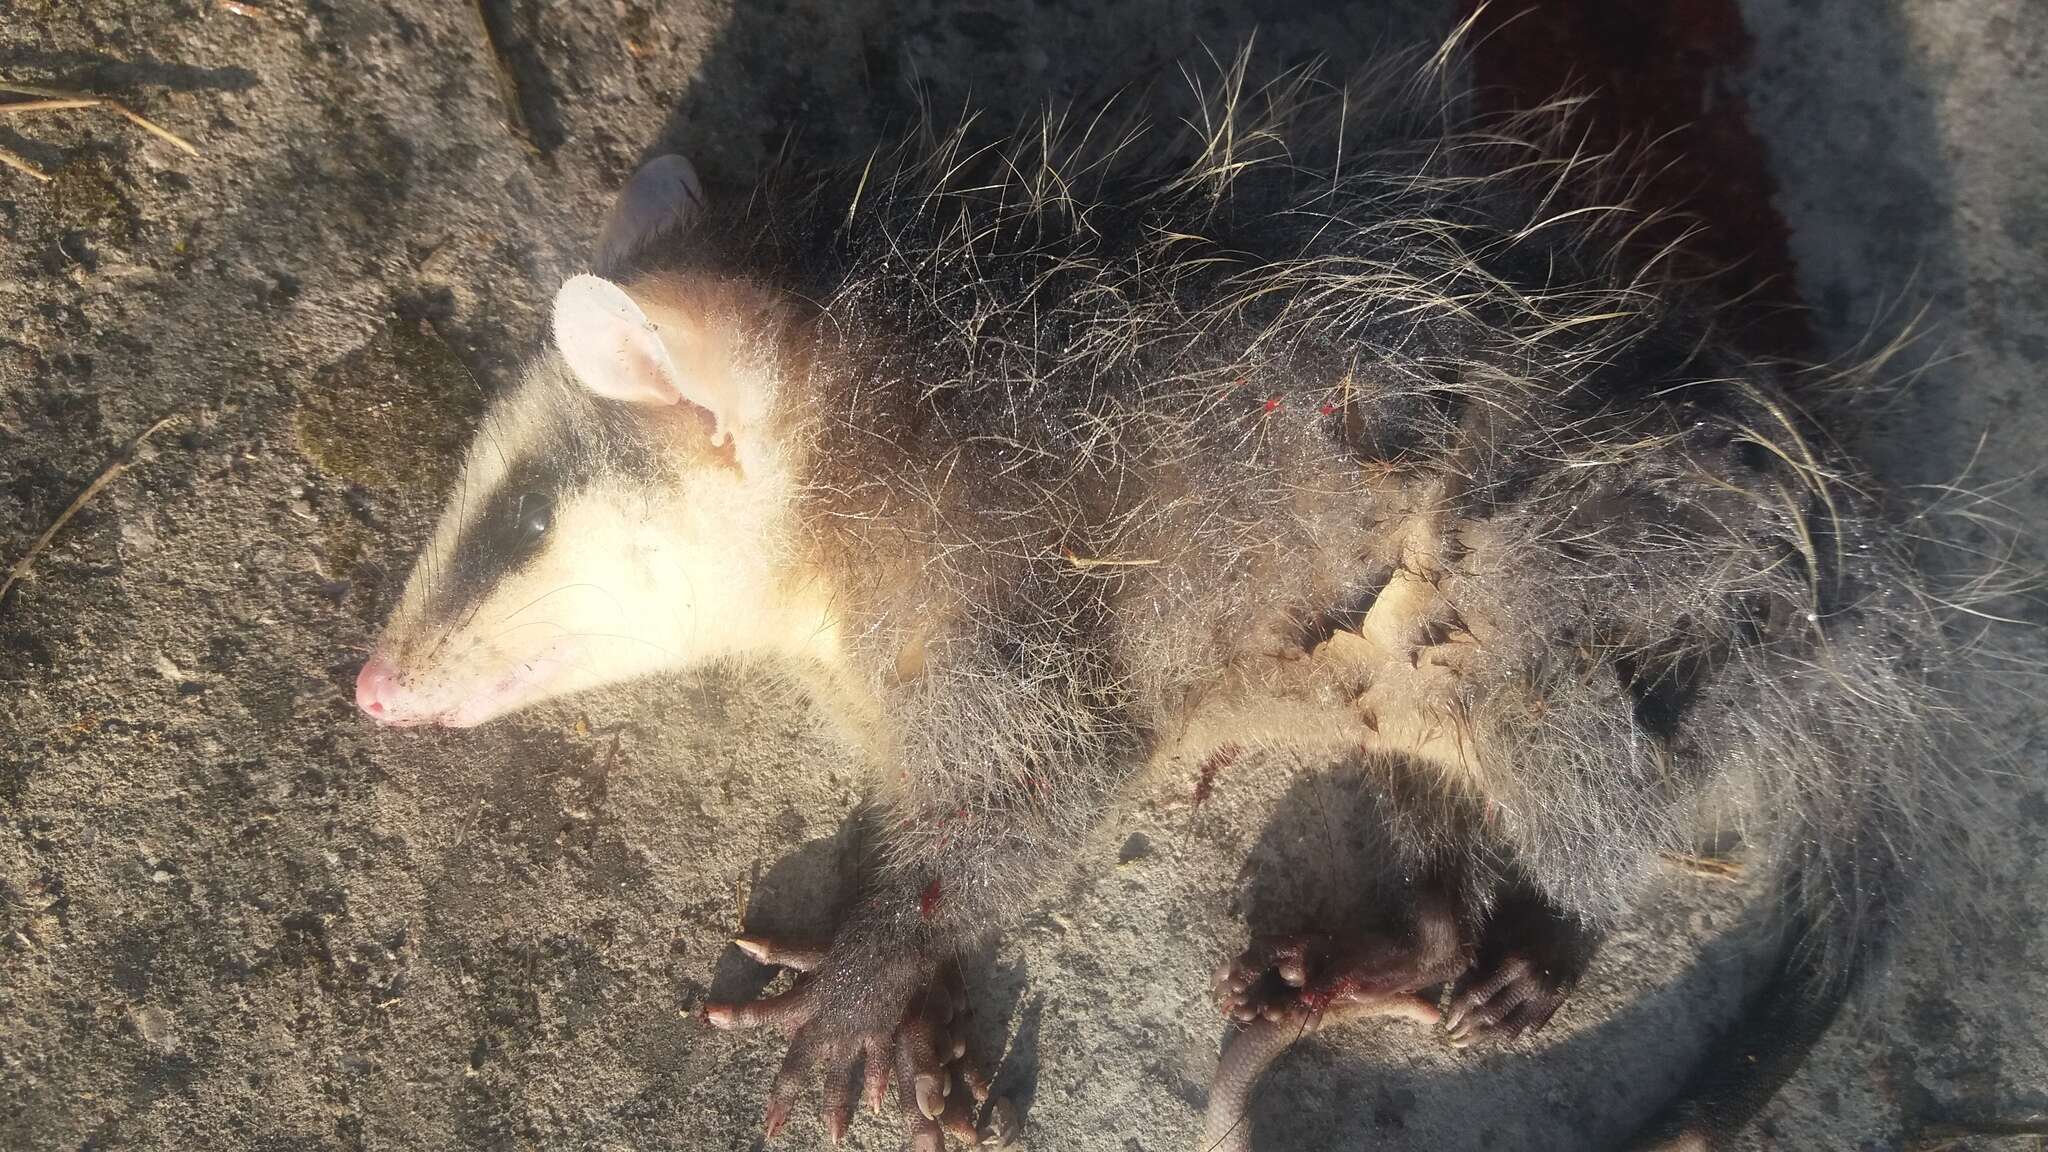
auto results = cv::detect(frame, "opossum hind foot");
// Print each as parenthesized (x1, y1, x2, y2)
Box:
(1443, 954, 1571, 1045)
(1444, 890, 1599, 1046)
(1212, 926, 1467, 1026)
(1203, 935, 1441, 1152)
(704, 937, 1017, 1148)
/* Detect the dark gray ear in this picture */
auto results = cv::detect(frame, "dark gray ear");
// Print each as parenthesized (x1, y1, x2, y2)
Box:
(594, 154, 705, 275)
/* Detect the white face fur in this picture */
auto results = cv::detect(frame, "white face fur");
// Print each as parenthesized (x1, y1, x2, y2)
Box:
(355, 156, 818, 728)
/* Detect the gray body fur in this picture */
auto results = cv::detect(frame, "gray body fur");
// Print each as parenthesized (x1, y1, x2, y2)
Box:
(374, 42, 1977, 1151)
(744, 54, 1945, 990)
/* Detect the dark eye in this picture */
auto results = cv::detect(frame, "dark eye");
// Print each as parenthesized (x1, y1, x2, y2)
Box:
(514, 492, 553, 542)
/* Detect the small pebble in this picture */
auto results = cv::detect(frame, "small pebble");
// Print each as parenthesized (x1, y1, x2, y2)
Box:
(130, 1006, 177, 1052)
(1118, 832, 1153, 864)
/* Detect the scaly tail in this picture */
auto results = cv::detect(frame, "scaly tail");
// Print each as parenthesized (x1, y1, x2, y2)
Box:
(1627, 848, 1893, 1151)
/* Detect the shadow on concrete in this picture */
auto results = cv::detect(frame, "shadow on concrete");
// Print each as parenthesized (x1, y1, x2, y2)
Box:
(704, 822, 864, 1005)
(0, 48, 257, 94)
(1222, 757, 1769, 1150)
(634, 0, 1449, 197)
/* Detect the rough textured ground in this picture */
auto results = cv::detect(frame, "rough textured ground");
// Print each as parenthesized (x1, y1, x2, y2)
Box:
(2, 2, 2042, 1150)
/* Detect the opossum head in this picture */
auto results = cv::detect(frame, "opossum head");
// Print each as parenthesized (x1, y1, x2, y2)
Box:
(357, 164, 824, 726)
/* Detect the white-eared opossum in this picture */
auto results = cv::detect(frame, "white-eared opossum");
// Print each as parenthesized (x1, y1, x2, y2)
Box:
(357, 38, 1979, 1152)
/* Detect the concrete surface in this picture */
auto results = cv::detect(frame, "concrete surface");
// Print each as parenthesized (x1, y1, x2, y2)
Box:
(1731, 1, 2048, 1146)
(0, 2, 2041, 1150)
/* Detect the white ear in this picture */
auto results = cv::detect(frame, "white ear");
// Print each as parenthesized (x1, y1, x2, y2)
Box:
(552, 273, 689, 409)
(595, 154, 705, 273)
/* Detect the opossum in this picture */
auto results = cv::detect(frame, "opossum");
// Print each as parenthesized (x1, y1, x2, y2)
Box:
(356, 38, 1977, 1152)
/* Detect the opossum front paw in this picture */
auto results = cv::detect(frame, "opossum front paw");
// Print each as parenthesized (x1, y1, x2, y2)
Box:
(703, 937, 1017, 1148)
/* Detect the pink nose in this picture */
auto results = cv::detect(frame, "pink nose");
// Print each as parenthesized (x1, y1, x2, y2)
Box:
(356, 656, 404, 722)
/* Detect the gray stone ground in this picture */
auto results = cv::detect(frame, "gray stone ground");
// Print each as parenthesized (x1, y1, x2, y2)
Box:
(0, 2, 2041, 1151)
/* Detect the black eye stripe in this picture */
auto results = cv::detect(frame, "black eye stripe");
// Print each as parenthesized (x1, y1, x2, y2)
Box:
(426, 456, 567, 627)
(413, 368, 670, 631)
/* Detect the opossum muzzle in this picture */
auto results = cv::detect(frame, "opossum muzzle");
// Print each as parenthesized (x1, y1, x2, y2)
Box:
(354, 642, 582, 728)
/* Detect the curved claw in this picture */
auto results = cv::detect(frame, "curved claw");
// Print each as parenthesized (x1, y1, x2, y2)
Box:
(955, 1045, 994, 1104)
(928, 1061, 1014, 1147)
(764, 1029, 827, 1137)
(821, 1041, 859, 1144)
(705, 934, 836, 1033)
(704, 982, 816, 1031)
(862, 1034, 893, 1115)
(935, 1080, 987, 1145)
(896, 961, 1021, 1147)
(1443, 952, 1568, 1046)
(707, 941, 1014, 1148)
(896, 1032, 947, 1152)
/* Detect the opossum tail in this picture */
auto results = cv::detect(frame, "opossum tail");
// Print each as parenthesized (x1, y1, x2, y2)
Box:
(1626, 841, 1895, 1152)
